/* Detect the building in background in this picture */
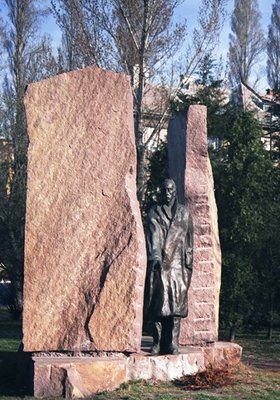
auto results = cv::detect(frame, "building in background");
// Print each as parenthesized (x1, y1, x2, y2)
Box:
(231, 81, 280, 159)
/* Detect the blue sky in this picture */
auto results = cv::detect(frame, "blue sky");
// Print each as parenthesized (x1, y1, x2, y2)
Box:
(1, 0, 276, 92)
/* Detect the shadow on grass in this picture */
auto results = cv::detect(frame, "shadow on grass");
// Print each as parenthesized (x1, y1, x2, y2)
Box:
(0, 351, 30, 397)
(0, 318, 30, 397)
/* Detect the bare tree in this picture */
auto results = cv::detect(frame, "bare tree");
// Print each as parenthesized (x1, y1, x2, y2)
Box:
(228, 0, 265, 87)
(51, 0, 104, 71)
(104, 0, 187, 202)
(0, 16, 6, 67)
(51, 0, 226, 204)
(267, 0, 280, 91)
(0, 0, 58, 316)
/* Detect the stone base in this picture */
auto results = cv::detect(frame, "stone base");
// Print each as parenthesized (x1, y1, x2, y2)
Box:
(26, 339, 242, 398)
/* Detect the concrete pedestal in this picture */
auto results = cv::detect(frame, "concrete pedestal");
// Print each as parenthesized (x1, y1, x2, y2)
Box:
(25, 338, 242, 398)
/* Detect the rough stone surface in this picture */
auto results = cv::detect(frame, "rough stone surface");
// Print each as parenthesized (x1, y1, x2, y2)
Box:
(23, 66, 146, 352)
(168, 106, 221, 345)
(149, 352, 203, 380)
(33, 357, 127, 398)
(30, 341, 242, 398)
(203, 342, 242, 369)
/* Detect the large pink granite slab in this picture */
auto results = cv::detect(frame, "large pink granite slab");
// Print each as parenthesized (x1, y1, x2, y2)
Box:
(23, 66, 146, 352)
(168, 106, 221, 345)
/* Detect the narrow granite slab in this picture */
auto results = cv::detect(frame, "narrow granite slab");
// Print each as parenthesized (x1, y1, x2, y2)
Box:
(23, 66, 146, 352)
(168, 105, 221, 345)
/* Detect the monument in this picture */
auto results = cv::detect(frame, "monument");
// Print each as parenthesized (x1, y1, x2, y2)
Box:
(22, 69, 241, 398)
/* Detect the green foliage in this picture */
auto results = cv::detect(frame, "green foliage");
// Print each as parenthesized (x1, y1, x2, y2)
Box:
(216, 112, 272, 249)
(213, 110, 280, 335)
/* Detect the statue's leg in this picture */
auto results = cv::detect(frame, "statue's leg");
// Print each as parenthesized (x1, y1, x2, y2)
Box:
(161, 316, 180, 354)
(169, 316, 181, 354)
(160, 317, 173, 354)
(151, 320, 162, 355)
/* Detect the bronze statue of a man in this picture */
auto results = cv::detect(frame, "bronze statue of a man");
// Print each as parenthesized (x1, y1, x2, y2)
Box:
(144, 179, 193, 355)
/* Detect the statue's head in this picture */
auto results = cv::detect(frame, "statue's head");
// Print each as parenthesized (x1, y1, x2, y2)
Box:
(162, 179, 176, 206)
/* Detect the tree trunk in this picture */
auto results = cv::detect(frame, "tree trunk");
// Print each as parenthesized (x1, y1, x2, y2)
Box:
(9, 270, 23, 320)
(266, 299, 274, 340)
(136, 144, 147, 207)
(229, 325, 236, 342)
(266, 324, 273, 341)
(133, 0, 149, 207)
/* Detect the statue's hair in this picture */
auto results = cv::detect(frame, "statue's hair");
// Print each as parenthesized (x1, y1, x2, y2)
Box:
(162, 178, 176, 189)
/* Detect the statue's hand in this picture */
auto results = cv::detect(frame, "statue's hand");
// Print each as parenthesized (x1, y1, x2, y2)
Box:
(151, 260, 161, 271)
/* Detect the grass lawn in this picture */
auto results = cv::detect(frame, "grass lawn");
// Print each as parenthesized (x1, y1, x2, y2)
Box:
(0, 309, 279, 400)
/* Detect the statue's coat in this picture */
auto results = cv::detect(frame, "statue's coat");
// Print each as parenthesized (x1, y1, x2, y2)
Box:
(145, 201, 193, 319)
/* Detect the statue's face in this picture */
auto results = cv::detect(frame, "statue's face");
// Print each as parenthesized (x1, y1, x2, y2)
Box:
(162, 180, 176, 206)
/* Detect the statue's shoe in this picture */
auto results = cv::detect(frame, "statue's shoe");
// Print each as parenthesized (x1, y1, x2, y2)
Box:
(167, 345, 179, 355)
(150, 344, 160, 355)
